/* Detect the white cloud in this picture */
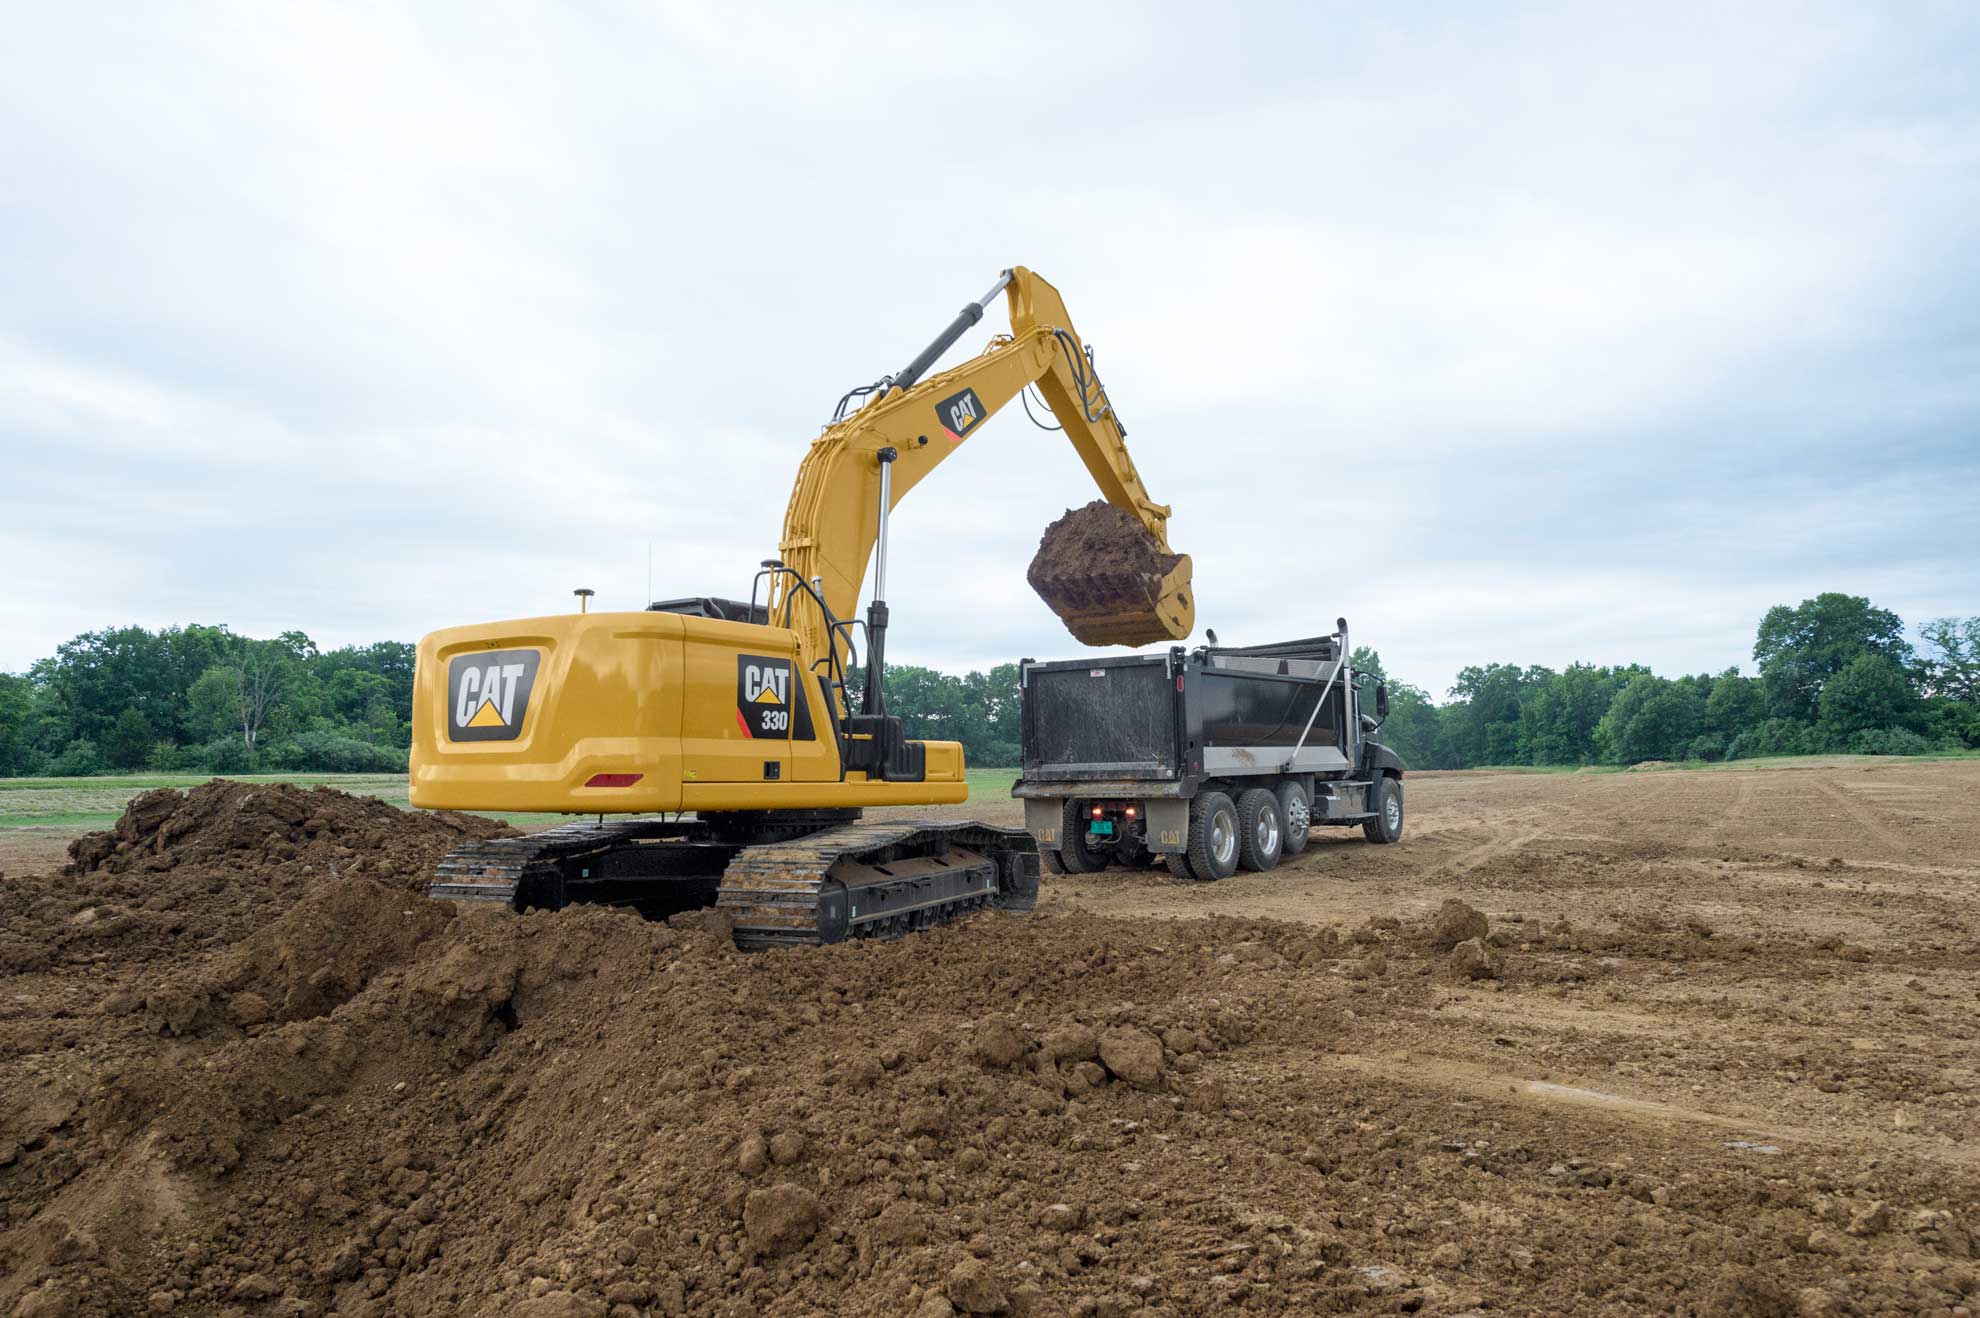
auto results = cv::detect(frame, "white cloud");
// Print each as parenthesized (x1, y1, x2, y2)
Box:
(2, 0, 1976, 700)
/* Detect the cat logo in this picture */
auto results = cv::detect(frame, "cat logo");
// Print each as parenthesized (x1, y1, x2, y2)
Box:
(933, 386, 986, 442)
(735, 654, 814, 740)
(743, 662, 788, 706)
(446, 648, 541, 742)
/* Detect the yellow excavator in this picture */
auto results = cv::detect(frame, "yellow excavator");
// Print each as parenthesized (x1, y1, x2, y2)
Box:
(409, 267, 1192, 948)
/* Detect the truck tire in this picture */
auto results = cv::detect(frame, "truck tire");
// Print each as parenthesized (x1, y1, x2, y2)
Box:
(1363, 775, 1404, 844)
(1236, 788, 1283, 872)
(1184, 790, 1240, 881)
(1057, 799, 1108, 872)
(1277, 780, 1312, 856)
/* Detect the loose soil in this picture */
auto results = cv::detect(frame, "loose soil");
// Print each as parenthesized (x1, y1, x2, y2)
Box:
(1027, 502, 1183, 646)
(3, 763, 1978, 1316)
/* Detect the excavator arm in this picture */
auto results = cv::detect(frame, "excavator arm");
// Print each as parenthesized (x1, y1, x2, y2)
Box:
(770, 267, 1194, 674)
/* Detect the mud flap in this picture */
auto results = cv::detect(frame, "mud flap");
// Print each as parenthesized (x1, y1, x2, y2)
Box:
(1023, 798, 1063, 849)
(1144, 798, 1188, 853)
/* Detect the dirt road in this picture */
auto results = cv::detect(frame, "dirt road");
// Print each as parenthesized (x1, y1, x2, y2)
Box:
(1, 762, 1975, 1315)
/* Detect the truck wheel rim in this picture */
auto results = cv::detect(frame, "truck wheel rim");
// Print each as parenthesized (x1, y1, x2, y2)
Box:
(1385, 796, 1401, 831)
(1211, 811, 1235, 866)
(1256, 811, 1279, 854)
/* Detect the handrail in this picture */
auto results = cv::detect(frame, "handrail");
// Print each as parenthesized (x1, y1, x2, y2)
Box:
(1281, 619, 1350, 771)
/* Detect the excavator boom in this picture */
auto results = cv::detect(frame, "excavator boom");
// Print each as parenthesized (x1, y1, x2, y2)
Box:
(772, 267, 1193, 662)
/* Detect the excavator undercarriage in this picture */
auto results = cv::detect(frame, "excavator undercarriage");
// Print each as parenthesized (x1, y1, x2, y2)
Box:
(429, 812, 1039, 950)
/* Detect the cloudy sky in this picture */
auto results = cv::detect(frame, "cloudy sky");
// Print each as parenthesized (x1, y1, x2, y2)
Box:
(3, 2, 1975, 697)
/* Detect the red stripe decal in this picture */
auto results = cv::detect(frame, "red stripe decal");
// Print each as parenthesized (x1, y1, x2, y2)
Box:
(735, 709, 753, 738)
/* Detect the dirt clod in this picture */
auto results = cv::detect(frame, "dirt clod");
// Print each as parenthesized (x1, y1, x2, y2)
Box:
(1426, 898, 1489, 950)
(742, 1183, 824, 1257)
(1446, 937, 1504, 980)
(974, 1017, 1029, 1068)
(1098, 1026, 1163, 1089)
(946, 1256, 1010, 1315)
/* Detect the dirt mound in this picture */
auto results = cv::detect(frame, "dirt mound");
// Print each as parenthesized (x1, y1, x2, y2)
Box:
(4, 779, 1977, 1315)
(0, 781, 506, 979)
(65, 779, 504, 886)
(1027, 501, 1187, 646)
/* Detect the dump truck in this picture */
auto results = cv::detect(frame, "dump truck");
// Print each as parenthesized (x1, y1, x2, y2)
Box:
(1013, 620, 1406, 880)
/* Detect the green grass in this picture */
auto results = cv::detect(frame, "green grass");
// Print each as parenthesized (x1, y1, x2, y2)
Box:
(0, 772, 567, 831)
(0, 766, 1028, 832)
(963, 766, 1019, 799)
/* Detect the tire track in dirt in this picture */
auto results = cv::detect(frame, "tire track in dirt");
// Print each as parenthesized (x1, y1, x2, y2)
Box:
(1705, 772, 1756, 849)
(1328, 1053, 1980, 1170)
(1811, 774, 1917, 858)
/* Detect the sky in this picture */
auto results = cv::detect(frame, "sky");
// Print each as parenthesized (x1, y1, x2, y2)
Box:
(2, 2, 1976, 699)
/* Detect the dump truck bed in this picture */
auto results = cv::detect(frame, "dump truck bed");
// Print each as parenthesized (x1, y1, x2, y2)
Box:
(1017, 636, 1355, 792)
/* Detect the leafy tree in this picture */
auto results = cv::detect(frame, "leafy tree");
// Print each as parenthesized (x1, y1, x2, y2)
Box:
(1727, 717, 1818, 760)
(187, 667, 242, 741)
(103, 706, 155, 770)
(1754, 593, 1911, 720)
(1595, 674, 1704, 764)
(1447, 663, 1551, 767)
(47, 739, 106, 776)
(32, 626, 175, 744)
(1517, 664, 1644, 765)
(0, 673, 37, 775)
(1705, 671, 1767, 736)
(1817, 653, 1917, 740)
(1919, 617, 1980, 702)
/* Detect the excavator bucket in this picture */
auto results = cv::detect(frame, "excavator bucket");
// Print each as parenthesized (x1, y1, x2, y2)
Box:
(1027, 501, 1196, 647)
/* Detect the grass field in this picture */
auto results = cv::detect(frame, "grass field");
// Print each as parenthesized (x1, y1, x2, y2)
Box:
(5, 754, 1969, 831)
(0, 767, 1025, 832)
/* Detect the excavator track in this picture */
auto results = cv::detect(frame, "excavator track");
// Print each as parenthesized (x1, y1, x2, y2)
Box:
(715, 818, 1039, 952)
(429, 817, 730, 916)
(427, 815, 1039, 949)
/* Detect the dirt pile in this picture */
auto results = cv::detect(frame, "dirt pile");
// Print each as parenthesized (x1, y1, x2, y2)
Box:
(0, 782, 505, 978)
(4, 781, 1978, 1316)
(1027, 502, 1188, 647)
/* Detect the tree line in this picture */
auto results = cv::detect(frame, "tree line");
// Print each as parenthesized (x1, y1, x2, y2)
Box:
(1, 594, 1973, 777)
(0, 626, 413, 776)
(1359, 594, 1979, 770)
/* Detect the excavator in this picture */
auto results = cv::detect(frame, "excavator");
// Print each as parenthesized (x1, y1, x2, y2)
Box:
(408, 267, 1193, 949)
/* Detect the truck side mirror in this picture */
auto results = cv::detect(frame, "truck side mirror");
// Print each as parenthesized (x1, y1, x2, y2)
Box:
(1375, 683, 1389, 718)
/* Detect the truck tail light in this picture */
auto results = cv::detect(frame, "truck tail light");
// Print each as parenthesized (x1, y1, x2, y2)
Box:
(584, 773, 643, 788)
